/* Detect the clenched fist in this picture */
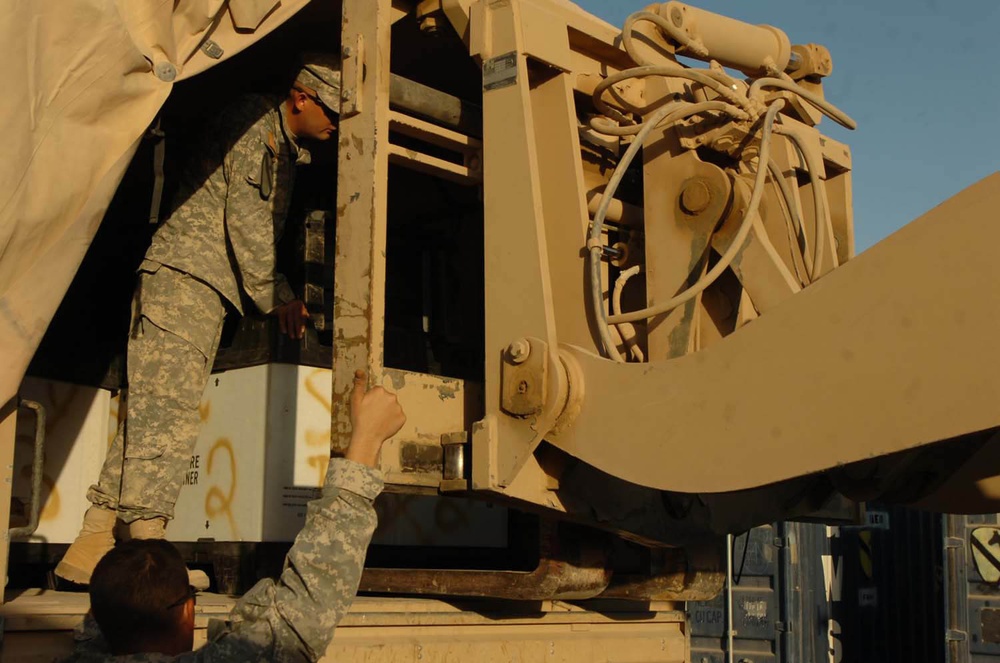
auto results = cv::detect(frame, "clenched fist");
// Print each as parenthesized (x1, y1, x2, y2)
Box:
(344, 370, 406, 468)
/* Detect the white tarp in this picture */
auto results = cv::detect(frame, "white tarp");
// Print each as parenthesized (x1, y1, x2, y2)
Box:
(0, 0, 310, 405)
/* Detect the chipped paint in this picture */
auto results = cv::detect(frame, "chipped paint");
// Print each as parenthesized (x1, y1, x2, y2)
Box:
(384, 369, 407, 391)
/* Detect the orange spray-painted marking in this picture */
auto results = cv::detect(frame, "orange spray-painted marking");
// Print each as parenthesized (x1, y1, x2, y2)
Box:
(205, 438, 238, 538)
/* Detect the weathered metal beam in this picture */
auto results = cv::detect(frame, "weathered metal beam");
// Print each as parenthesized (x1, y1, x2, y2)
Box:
(331, 0, 392, 453)
(387, 144, 481, 186)
(359, 520, 611, 600)
(389, 73, 482, 137)
(598, 546, 724, 602)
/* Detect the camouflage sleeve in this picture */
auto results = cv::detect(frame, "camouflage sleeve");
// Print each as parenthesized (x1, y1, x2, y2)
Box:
(222, 124, 297, 315)
(195, 459, 383, 663)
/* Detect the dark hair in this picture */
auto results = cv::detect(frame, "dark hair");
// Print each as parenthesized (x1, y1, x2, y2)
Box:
(89, 539, 190, 654)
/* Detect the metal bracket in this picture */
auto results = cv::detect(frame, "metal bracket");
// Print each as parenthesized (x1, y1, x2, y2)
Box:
(496, 337, 569, 487)
(10, 400, 45, 541)
(439, 431, 468, 492)
(500, 337, 548, 417)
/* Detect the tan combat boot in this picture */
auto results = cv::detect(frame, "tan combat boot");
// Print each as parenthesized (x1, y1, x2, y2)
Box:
(55, 506, 117, 585)
(129, 518, 211, 591)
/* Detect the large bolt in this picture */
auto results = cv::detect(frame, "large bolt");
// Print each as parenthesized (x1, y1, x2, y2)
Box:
(680, 180, 712, 215)
(507, 338, 530, 364)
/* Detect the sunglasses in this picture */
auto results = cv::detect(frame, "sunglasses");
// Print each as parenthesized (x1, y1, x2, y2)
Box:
(293, 86, 331, 112)
(165, 585, 198, 611)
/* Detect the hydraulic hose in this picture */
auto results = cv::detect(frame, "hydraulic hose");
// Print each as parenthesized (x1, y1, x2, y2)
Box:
(749, 77, 856, 130)
(606, 100, 785, 326)
(588, 100, 749, 360)
(613, 265, 646, 362)
(622, 11, 709, 64)
(775, 125, 834, 279)
(766, 158, 811, 285)
(593, 65, 753, 126)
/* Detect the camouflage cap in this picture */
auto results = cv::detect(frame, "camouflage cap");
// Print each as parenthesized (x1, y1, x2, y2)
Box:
(295, 53, 342, 112)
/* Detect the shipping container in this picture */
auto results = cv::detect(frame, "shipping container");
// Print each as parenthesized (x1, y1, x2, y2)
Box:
(686, 506, 952, 663)
(687, 522, 832, 663)
(944, 512, 1000, 662)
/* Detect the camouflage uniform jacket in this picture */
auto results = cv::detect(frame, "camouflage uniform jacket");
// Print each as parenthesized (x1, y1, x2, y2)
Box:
(64, 459, 383, 663)
(143, 94, 306, 315)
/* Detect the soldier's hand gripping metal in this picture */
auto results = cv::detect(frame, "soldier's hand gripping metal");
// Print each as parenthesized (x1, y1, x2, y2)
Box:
(345, 369, 407, 469)
(275, 298, 311, 340)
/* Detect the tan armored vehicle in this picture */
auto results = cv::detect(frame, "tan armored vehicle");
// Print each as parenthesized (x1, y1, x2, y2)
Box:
(2, 0, 999, 659)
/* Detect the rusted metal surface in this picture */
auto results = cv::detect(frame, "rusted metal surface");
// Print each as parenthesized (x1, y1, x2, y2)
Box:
(359, 520, 612, 600)
(398, 441, 443, 473)
(599, 546, 725, 602)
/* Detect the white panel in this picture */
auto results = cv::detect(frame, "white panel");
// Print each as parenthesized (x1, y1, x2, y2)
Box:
(169, 365, 269, 542)
(262, 364, 323, 541)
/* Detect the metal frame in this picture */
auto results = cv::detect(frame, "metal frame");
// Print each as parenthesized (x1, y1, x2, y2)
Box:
(328, 0, 1000, 551)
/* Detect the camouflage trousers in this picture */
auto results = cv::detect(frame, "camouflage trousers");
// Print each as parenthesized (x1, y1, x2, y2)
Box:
(87, 263, 226, 522)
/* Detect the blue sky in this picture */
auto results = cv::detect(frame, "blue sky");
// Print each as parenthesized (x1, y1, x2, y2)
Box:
(574, 0, 1000, 251)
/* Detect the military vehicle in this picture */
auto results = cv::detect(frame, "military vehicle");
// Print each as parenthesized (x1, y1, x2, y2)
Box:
(3, 0, 999, 660)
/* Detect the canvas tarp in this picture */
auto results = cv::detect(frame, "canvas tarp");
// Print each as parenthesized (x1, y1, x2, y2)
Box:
(0, 0, 310, 405)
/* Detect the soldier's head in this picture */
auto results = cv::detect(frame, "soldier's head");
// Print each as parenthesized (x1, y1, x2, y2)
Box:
(89, 539, 196, 656)
(287, 53, 341, 142)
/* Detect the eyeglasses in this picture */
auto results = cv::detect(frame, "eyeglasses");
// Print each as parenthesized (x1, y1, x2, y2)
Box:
(165, 585, 198, 611)
(293, 86, 331, 112)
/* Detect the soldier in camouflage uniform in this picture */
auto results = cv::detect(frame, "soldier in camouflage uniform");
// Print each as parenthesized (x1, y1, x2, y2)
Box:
(64, 372, 407, 662)
(55, 54, 343, 587)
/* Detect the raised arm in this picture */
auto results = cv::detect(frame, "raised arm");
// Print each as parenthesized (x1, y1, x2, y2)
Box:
(201, 371, 405, 662)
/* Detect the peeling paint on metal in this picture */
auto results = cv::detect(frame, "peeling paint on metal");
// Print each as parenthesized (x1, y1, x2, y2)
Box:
(385, 370, 407, 391)
(432, 381, 459, 400)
